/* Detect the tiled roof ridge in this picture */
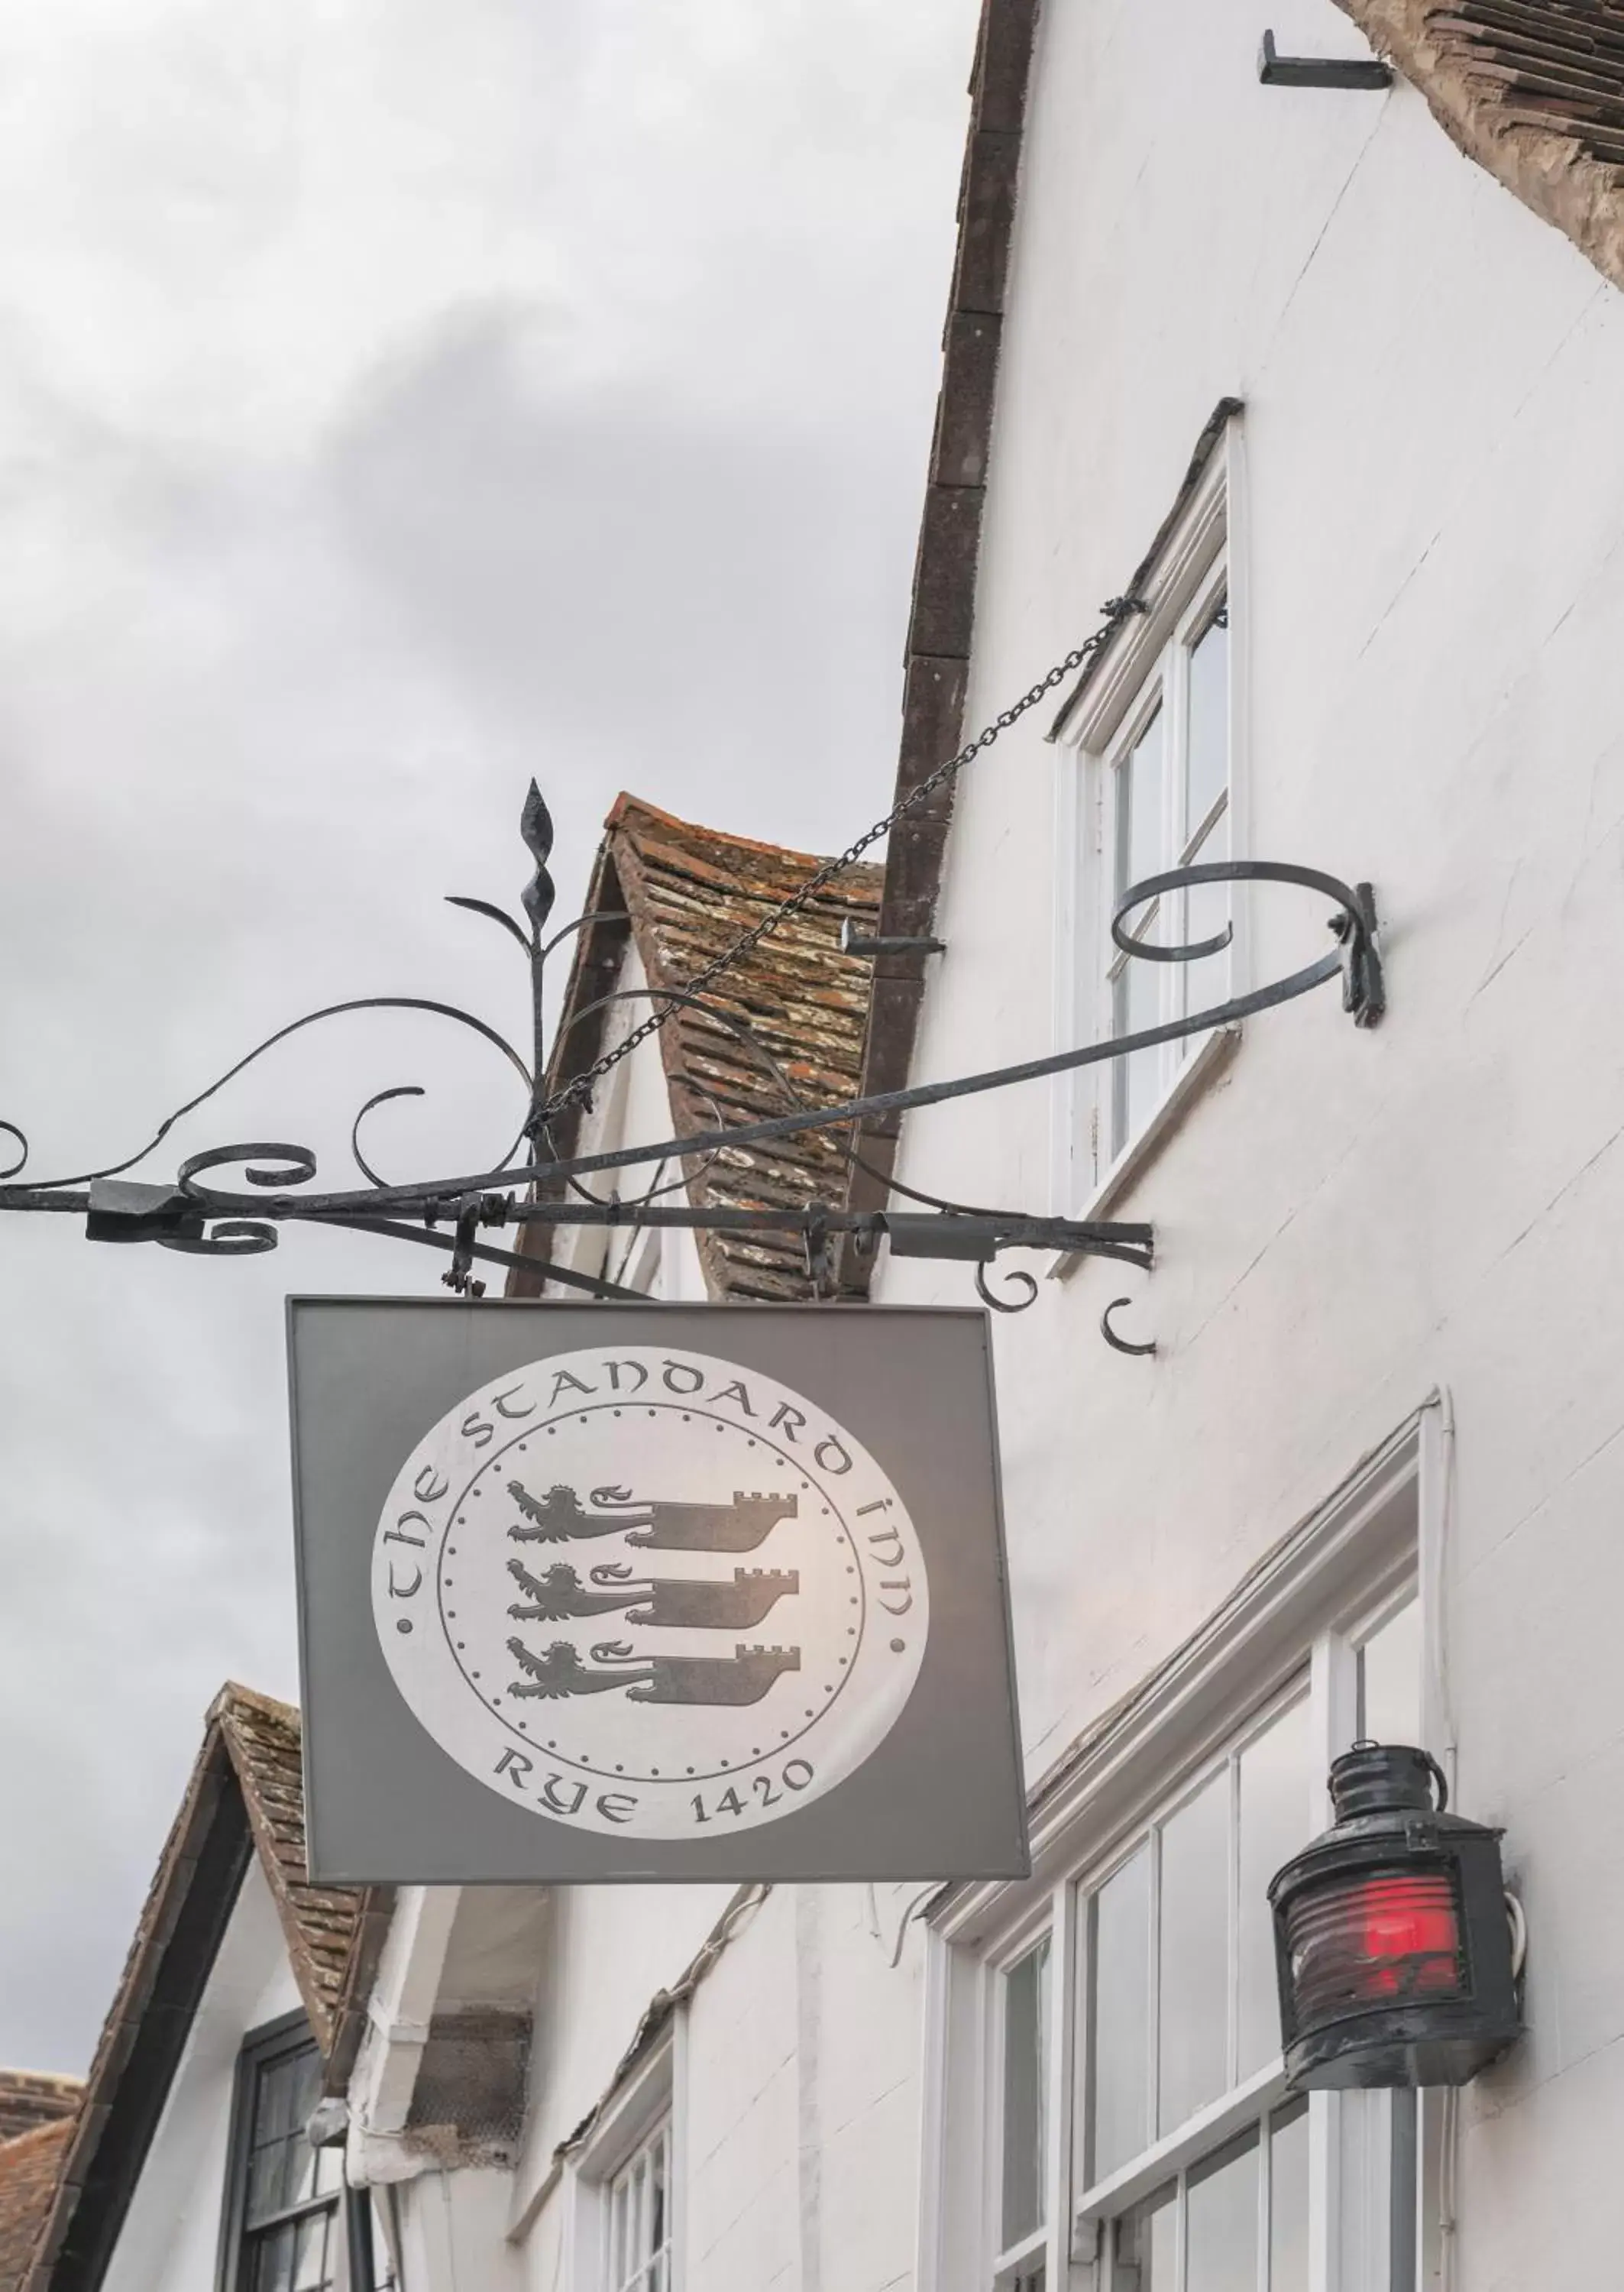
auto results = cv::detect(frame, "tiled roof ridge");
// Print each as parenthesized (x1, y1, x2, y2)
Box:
(604, 791, 885, 886)
(509, 792, 884, 1302)
(0, 2120, 75, 2292)
(212, 1687, 357, 2056)
(1338, 0, 1624, 290)
(0, 2125, 75, 2166)
(604, 798, 882, 1301)
(209, 1678, 298, 1729)
(0, 2081, 80, 2146)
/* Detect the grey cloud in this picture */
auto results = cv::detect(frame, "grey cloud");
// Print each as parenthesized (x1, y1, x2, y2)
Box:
(0, 0, 979, 2073)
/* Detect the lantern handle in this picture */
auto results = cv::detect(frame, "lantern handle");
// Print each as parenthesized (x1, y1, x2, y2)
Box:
(1345, 1738, 1450, 1811)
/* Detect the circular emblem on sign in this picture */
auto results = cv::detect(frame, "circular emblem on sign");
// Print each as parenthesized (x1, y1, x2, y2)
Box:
(372, 1345, 929, 1840)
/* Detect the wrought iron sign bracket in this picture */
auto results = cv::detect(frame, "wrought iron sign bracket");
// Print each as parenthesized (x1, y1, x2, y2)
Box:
(0, 603, 1384, 1346)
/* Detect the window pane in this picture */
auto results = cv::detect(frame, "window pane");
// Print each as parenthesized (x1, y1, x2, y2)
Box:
(251, 2224, 297, 2292)
(1269, 2097, 1310, 2292)
(248, 2141, 286, 2226)
(650, 2126, 668, 2255)
(1178, 811, 1230, 1034)
(609, 2119, 671, 2290)
(610, 2179, 626, 2284)
(255, 2056, 297, 2141)
(1237, 1698, 1311, 2077)
(1111, 940, 1161, 1157)
(292, 2213, 330, 2292)
(1114, 2179, 1177, 2289)
(1185, 604, 1229, 840)
(1001, 1936, 1051, 2247)
(1358, 1598, 1422, 1747)
(1089, 1847, 1150, 2183)
(1186, 2125, 1258, 2292)
(1116, 701, 1165, 898)
(1158, 1772, 1229, 2133)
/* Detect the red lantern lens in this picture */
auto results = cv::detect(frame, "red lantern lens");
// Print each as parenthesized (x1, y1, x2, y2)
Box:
(1286, 1870, 1464, 2028)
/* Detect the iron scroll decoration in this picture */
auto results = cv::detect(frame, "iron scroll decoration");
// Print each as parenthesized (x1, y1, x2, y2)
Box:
(0, 613, 1384, 1348)
(0, 837, 1382, 1347)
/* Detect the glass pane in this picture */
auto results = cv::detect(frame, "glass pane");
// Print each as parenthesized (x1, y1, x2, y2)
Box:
(256, 2056, 296, 2141)
(1116, 701, 1165, 899)
(1358, 1598, 1422, 1748)
(1269, 2097, 1310, 2292)
(293, 2213, 330, 2292)
(1158, 1772, 1230, 2133)
(247, 2141, 286, 2226)
(1001, 1936, 1051, 2246)
(1185, 603, 1229, 840)
(1237, 1698, 1311, 2077)
(650, 2126, 668, 2255)
(1089, 1847, 1151, 2183)
(1111, 936, 1161, 1157)
(313, 2141, 344, 2197)
(1178, 811, 1230, 1036)
(283, 2130, 319, 2213)
(1186, 2125, 1259, 2292)
(251, 2223, 297, 2292)
(1114, 2179, 1177, 2290)
(610, 2179, 626, 2285)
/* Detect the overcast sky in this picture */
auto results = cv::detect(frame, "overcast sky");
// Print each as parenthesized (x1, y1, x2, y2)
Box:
(0, 0, 980, 2075)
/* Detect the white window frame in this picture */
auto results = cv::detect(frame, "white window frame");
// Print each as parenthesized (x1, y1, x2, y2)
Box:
(604, 2116, 674, 2292)
(918, 1411, 1441, 2292)
(1050, 412, 1250, 1236)
(561, 2022, 684, 2292)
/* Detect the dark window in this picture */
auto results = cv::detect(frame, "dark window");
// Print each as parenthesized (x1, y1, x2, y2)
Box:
(221, 2016, 344, 2292)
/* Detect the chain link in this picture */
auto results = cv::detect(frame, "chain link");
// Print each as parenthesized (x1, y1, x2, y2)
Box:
(541, 597, 1144, 1122)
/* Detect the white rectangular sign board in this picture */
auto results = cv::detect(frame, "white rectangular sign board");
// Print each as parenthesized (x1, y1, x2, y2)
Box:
(289, 1300, 1028, 1882)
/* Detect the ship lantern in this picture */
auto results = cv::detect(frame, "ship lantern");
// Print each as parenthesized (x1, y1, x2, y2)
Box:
(1267, 1741, 1522, 2090)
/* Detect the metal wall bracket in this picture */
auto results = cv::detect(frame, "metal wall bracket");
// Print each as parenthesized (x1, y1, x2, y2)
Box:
(1258, 30, 1393, 88)
(839, 921, 946, 958)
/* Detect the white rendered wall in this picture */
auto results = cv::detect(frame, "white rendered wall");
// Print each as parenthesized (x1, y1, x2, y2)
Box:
(402, 28, 1624, 2281)
(545, 939, 708, 1302)
(872, 0, 1624, 2283)
(102, 1859, 302, 2292)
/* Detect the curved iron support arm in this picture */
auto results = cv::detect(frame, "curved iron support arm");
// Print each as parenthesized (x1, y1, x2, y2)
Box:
(0, 850, 1380, 1344)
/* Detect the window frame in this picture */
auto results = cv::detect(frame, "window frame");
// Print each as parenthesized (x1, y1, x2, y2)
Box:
(217, 2009, 344, 2292)
(1050, 412, 1248, 1234)
(918, 1413, 1438, 2292)
(562, 2022, 683, 2292)
(603, 2114, 674, 2292)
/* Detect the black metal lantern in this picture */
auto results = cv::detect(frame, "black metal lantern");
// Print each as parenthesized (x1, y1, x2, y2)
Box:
(1268, 1741, 1522, 2090)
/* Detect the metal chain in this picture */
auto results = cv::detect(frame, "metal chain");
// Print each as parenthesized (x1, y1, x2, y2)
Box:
(542, 595, 1144, 1119)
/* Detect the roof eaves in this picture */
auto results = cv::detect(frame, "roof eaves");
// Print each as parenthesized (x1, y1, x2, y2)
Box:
(24, 1728, 251, 2292)
(1045, 396, 1244, 743)
(1338, 0, 1624, 292)
(212, 1687, 390, 2069)
(839, 0, 1040, 1287)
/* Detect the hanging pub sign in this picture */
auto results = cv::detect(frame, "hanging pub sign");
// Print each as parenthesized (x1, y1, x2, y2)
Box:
(288, 1300, 1027, 1884)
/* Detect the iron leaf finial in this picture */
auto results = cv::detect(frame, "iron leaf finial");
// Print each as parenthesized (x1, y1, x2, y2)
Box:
(520, 781, 556, 941)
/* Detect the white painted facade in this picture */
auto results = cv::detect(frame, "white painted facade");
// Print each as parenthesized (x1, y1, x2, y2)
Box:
(344, 4, 1624, 2289)
(100, 1860, 303, 2292)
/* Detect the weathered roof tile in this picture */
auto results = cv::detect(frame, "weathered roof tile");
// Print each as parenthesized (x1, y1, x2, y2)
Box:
(0, 2122, 75, 2292)
(520, 795, 882, 1304)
